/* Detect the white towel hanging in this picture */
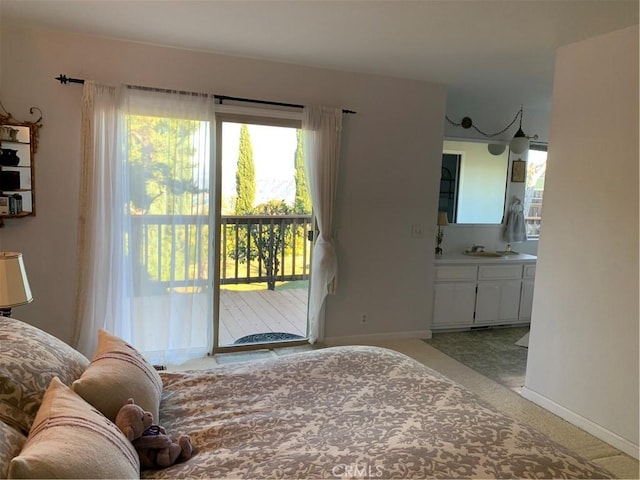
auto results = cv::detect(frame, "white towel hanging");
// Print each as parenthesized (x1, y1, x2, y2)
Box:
(504, 198, 527, 243)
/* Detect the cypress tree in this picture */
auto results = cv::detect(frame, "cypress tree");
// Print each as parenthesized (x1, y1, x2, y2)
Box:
(235, 124, 256, 214)
(293, 129, 311, 214)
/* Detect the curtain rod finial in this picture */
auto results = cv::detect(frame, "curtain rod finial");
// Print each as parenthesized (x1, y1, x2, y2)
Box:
(55, 75, 84, 85)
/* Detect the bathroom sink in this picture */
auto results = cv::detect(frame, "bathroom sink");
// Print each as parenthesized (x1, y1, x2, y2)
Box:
(463, 251, 505, 258)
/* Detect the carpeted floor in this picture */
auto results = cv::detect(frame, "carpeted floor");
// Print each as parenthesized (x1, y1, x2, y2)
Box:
(425, 326, 529, 391)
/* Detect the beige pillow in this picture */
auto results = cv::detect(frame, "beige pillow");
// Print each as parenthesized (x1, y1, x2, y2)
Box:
(72, 329, 163, 422)
(8, 377, 139, 479)
(0, 317, 89, 434)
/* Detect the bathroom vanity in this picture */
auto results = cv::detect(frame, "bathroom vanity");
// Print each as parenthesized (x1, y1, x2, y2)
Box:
(432, 253, 537, 330)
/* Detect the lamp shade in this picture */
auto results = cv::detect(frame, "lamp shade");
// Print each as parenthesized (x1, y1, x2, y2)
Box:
(437, 211, 449, 226)
(509, 128, 530, 154)
(488, 143, 507, 156)
(0, 252, 33, 309)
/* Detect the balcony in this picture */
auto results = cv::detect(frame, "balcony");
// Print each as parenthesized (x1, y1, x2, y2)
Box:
(219, 283, 308, 346)
(131, 214, 312, 346)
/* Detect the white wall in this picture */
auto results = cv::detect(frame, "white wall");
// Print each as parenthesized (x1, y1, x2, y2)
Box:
(0, 25, 446, 344)
(523, 25, 639, 458)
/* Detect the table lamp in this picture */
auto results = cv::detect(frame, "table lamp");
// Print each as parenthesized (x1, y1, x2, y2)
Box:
(435, 211, 449, 255)
(0, 252, 33, 317)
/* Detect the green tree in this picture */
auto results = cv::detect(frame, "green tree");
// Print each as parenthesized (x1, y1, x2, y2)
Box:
(251, 200, 292, 290)
(229, 200, 293, 291)
(127, 117, 202, 215)
(126, 115, 205, 294)
(293, 130, 311, 214)
(235, 124, 256, 214)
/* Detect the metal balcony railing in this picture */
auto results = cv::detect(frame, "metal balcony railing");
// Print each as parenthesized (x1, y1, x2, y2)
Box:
(220, 215, 313, 286)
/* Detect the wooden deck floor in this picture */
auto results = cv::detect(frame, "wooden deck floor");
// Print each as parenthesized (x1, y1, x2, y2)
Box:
(218, 287, 308, 346)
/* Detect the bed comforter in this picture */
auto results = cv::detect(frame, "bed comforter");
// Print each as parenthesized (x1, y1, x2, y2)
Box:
(144, 346, 612, 479)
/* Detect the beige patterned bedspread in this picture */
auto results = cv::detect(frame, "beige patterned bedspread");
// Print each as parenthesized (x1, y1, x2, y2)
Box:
(144, 346, 612, 479)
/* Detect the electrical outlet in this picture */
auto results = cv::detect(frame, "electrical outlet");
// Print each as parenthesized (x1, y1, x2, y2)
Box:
(360, 314, 367, 324)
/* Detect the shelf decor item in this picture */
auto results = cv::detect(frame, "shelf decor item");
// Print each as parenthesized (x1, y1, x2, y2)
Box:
(0, 171, 20, 190)
(0, 126, 18, 141)
(0, 149, 20, 166)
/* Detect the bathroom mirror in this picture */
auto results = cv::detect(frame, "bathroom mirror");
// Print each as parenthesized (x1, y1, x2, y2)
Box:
(439, 139, 509, 224)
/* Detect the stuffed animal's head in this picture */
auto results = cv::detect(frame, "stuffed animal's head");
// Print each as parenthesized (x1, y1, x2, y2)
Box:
(115, 398, 154, 441)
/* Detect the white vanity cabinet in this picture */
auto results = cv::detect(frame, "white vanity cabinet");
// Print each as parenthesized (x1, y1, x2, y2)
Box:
(432, 266, 477, 328)
(432, 254, 536, 330)
(518, 264, 537, 322)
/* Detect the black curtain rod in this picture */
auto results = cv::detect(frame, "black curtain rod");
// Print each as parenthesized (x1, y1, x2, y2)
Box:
(55, 74, 356, 114)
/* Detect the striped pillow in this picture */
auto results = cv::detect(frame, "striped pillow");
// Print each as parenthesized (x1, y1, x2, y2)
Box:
(8, 377, 139, 479)
(72, 329, 163, 422)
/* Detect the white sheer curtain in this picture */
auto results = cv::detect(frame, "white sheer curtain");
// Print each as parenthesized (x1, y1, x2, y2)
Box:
(302, 106, 343, 343)
(73, 82, 215, 365)
(73, 81, 125, 358)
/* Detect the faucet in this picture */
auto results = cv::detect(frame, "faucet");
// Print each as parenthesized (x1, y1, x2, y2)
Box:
(470, 244, 485, 252)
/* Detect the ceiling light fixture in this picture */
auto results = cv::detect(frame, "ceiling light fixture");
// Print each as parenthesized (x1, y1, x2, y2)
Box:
(445, 106, 538, 154)
(487, 144, 507, 155)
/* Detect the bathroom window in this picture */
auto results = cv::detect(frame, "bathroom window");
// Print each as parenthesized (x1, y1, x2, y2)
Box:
(524, 144, 547, 237)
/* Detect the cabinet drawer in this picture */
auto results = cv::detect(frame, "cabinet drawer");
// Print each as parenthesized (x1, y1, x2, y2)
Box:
(523, 265, 536, 278)
(435, 266, 477, 281)
(478, 264, 522, 280)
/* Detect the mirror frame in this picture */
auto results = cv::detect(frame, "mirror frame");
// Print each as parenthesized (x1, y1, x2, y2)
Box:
(0, 106, 43, 226)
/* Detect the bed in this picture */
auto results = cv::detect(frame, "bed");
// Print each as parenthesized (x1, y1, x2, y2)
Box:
(0, 317, 613, 479)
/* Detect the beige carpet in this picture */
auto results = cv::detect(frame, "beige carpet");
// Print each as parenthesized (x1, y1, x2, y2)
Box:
(169, 338, 639, 479)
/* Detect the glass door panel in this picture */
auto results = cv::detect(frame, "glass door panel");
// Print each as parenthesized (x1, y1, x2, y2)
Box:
(214, 118, 310, 350)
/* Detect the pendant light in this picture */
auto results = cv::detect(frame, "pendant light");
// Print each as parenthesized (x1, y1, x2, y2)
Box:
(509, 109, 530, 154)
(445, 106, 538, 154)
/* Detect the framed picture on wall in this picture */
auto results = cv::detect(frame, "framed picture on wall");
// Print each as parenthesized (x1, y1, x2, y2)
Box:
(511, 159, 526, 182)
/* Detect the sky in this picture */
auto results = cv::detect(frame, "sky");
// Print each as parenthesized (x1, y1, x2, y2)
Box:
(221, 122, 299, 207)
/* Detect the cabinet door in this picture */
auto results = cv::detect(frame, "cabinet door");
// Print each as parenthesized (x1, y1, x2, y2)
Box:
(519, 279, 535, 321)
(475, 280, 521, 324)
(433, 282, 476, 327)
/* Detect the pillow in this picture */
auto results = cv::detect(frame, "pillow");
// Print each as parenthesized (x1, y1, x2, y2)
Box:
(8, 377, 139, 479)
(0, 421, 26, 478)
(0, 317, 90, 434)
(72, 329, 163, 422)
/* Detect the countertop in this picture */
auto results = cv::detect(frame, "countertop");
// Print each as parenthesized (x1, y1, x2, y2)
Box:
(435, 252, 537, 264)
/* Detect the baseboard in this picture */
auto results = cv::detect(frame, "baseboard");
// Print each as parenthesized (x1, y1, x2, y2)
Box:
(521, 386, 640, 460)
(323, 329, 432, 346)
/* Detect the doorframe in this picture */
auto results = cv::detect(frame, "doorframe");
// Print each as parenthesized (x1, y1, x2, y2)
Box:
(211, 107, 311, 353)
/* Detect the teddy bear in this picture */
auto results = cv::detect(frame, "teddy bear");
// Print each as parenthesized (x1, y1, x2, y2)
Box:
(115, 398, 192, 469)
